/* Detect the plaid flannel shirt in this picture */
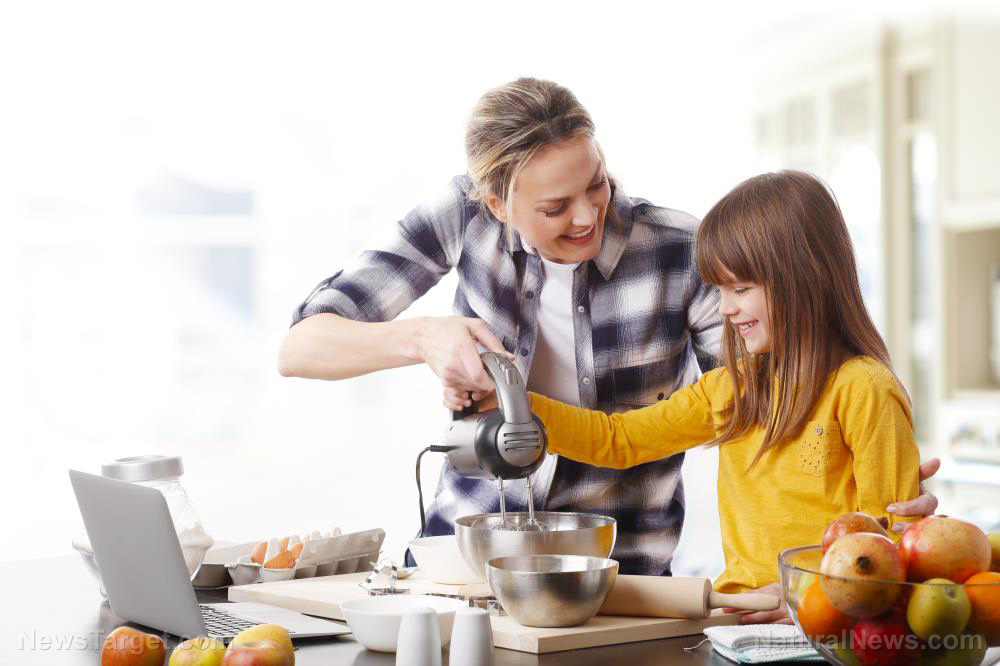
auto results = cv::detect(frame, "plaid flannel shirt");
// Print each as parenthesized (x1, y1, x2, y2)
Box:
(293, 175, 722, 576)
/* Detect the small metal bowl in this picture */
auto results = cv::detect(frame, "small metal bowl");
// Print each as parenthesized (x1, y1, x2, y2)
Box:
(486, 554, 618, 628)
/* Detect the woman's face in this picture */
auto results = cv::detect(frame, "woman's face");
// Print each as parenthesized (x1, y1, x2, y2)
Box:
(488, 137, 611, 264)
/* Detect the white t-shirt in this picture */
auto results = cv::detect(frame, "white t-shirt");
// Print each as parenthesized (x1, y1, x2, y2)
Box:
(527, 256, 582, 407)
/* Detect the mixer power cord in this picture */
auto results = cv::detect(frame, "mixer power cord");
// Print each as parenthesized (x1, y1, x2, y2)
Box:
(415, 445, 450, 537)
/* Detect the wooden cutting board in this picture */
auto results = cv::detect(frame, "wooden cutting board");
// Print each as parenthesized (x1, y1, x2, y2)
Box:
(228, 572, 741, 654)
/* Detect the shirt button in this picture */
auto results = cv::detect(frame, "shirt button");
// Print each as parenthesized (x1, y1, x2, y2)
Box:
(577, 305, 585, 313)
(582, 377, 591, 385)
(815, 426, 823, 435)
(520, 348, 529, 357)
(526, 290, 535, 299)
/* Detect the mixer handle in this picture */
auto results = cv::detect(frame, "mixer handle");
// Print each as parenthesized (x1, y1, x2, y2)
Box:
(449, 352, 534, 426)
(480, 352, 534, 426)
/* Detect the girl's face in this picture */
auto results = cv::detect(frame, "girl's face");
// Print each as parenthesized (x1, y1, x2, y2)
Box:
(487, 137, 611, 264)
(717, 273, 772, 354)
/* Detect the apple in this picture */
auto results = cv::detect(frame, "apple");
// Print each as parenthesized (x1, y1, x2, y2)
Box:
(220, 641, 288, 666)
(101, 626, 166, 666)
(796, 571, 818, 602)
(169, 637, 227, 666)
(919, 634, 988, 666)
(821, 533, 905, 617)
(850, 610, 921, 666)
(899, 516, 991, 583)
(227, 625, 293, 666)
(906, 578, 972, 641)
(988, 533, 1000, 572)
(822, 513, 890, 553)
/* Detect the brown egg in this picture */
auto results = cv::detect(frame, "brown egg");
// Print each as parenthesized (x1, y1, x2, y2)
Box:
(264, 551, 295, 569)
(279, 536, 292, 552)
(289, 542, 304, 560)
(250, 541, 267, 565)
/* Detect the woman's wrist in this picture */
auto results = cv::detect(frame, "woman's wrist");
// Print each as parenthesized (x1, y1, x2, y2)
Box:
(401, 316, 429, 364)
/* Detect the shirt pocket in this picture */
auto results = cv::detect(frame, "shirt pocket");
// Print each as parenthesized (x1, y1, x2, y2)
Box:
(609, 354, 679, 412)
(798, 421, 845, 477)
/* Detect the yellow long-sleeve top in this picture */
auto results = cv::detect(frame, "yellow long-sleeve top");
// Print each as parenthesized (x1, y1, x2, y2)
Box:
(528, 355, 921, 593)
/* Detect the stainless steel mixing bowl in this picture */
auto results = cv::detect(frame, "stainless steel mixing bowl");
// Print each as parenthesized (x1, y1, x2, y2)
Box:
(454, 511, 616, 581)
(486, 555, 619, 627)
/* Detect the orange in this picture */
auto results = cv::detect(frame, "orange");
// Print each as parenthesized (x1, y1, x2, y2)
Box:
(798, 581, 855, 643)
(966, 571, 1000, 646)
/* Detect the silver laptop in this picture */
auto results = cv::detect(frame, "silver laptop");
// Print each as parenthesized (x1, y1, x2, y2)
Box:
(69, 469, 352, 640)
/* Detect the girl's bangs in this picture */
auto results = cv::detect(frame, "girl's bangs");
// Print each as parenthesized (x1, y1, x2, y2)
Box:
(696, 208, 761, 286)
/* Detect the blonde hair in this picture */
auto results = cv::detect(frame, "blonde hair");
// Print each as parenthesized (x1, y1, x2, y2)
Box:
(696, 171, 899, 468)
(464, 78, 617, 248)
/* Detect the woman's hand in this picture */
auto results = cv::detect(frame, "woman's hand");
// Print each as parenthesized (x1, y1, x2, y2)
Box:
(723, 582, 792, 624)
(413, 317, 509, 410)
(886, 457, 941, 532)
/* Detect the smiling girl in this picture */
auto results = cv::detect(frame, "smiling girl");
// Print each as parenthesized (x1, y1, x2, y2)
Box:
(527, 171, 922, 619)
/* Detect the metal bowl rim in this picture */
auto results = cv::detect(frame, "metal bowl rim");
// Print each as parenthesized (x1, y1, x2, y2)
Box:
(486, 554, 619, 574)
(455, 511, 617, 529)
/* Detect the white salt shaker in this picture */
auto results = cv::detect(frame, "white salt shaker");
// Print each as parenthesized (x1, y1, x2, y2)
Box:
(448, 607, 494, 666)
(395, 606, 441, 666)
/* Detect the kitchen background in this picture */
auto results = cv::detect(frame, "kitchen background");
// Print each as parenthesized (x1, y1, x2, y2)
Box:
(2, 1, 999, 580)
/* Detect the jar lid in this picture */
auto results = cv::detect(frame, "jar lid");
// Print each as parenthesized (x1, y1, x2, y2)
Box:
(102, 455, 184, 482)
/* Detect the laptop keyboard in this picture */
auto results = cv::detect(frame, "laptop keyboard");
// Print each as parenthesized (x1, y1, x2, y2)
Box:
(199, 605, 296, 639)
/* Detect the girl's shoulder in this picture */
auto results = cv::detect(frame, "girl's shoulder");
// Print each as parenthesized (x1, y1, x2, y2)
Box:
(831, 356, 905, 395)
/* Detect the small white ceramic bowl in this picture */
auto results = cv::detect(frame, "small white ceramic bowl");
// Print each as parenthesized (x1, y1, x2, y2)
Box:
(340, 595, 465, 652)
(408, 535, 483, 584)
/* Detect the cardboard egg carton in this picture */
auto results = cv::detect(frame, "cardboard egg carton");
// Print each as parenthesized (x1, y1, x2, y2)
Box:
(194, 527, 385, 587)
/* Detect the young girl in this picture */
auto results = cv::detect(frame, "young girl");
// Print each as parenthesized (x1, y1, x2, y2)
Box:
(528, 170, 921, 615)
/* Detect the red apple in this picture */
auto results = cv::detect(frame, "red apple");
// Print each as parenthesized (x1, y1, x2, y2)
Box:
(823, 513, 890, 553)
(899, 516, 991, 583)
(220, 641, 288, 666)
(168, 636, 227, 666)
(851, 609, 922, 666)
(101, 626, 166, 666)
(227, 625, 293, 666)
(821, 533, 906, 617)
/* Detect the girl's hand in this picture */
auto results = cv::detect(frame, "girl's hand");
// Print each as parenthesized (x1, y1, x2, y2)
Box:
(723, 583, 792, 624)
(443, 387, 498, 412)
(415, 316, 509, 404)
(886, 457, 941, 533)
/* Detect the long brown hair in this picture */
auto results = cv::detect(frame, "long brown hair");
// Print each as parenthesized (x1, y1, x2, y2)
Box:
(696, 170, 896, 467)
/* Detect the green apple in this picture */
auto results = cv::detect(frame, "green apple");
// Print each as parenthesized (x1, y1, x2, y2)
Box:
(169, 637, 227, 666)
(919, 633, 988, 666)
(831, 642, 861, 666)
(988, 533, 1000, 572)
(796, 572, 818, 602)
(907, 578, 972, 641)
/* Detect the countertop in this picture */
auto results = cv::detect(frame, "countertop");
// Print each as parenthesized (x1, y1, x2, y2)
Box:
(4, 555, 731, 665)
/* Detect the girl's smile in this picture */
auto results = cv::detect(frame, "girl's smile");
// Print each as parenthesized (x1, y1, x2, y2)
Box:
(716, 270, 771, 354)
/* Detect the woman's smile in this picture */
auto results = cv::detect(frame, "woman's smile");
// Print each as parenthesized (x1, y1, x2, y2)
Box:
(561, 224, 597, 245)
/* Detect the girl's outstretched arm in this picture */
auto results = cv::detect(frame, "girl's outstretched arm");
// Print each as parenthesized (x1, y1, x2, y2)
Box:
(529, 370, 721, 469)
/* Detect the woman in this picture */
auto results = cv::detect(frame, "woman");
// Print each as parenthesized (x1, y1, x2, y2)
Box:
(278, 78, 937, 579)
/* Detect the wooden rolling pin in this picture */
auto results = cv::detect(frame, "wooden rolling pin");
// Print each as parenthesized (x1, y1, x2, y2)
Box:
(598, 575, 780, 618)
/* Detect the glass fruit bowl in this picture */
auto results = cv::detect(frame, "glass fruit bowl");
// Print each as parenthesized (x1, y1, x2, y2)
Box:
(779, 545, 999, 666)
